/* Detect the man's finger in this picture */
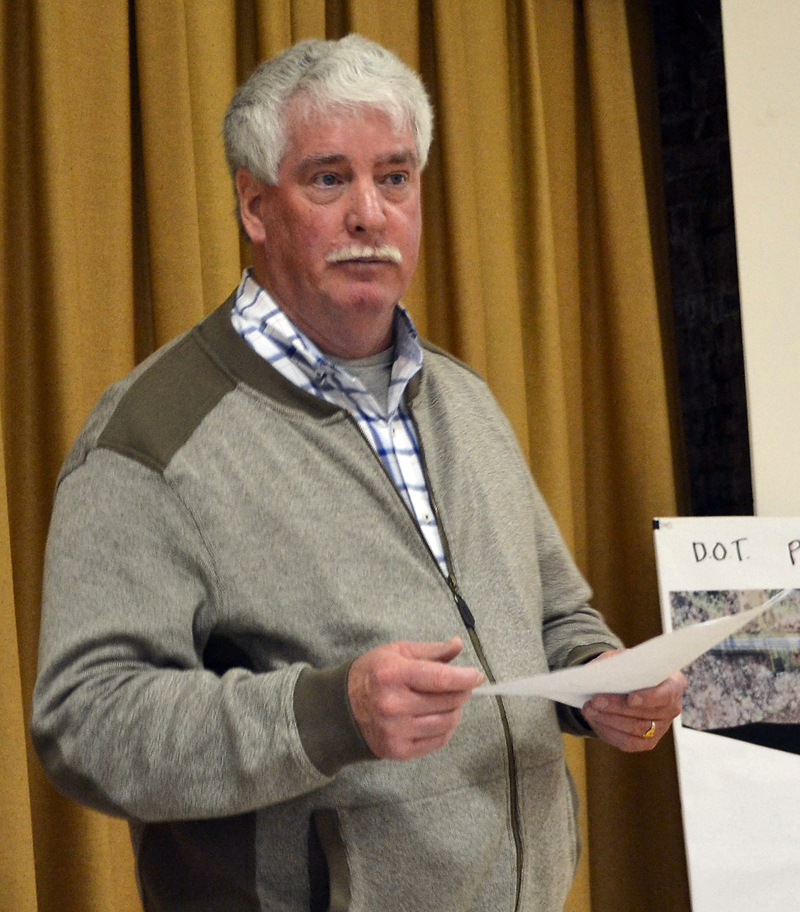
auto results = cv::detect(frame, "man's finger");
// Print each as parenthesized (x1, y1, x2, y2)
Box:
(402, 655, 484, 695)
(586, 671, 686, 719)
(585, 710, 659, 739)
(399, 689, 476, 717)
(627, 671, 687, 709)
(396, 637, 464, 663)
(587, 693, 678, 720)
(588, 717, 667, 753)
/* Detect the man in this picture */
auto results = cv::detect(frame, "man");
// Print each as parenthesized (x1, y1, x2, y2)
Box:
(32, 35, 684, 912)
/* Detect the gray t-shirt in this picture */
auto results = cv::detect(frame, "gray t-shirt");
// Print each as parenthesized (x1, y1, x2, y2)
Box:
(329, 346, 394, 415)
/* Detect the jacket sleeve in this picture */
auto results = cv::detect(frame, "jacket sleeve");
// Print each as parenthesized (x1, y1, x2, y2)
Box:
(526, 482, 621, 668)
(526, 482, 624, 734)
(31, 449, 369, 823)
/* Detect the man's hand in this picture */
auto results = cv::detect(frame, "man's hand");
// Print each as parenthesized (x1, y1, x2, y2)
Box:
(348, 637, 484, 761)
(581, 650, 687, 752)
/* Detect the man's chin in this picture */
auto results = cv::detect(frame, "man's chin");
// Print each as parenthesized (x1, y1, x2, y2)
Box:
(336, 294, 400, 316)
(327, 280, 405, 314)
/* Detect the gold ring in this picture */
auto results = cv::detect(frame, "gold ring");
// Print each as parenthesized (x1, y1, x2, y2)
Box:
(643, 721, 656, 739)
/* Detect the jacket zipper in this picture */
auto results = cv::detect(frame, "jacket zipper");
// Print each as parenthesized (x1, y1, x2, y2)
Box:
(437, 535, 524, 912)
(348, 409, 525, 912)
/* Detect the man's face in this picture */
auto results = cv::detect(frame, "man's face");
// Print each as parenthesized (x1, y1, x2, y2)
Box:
(238, 98, 422, 358)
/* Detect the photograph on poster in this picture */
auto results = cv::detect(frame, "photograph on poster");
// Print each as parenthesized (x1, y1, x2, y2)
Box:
(672, 589, 800, 752)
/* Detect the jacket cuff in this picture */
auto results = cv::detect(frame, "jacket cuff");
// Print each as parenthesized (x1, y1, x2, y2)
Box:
(557, 641, 621, 737)
(293, 662, 376, 776)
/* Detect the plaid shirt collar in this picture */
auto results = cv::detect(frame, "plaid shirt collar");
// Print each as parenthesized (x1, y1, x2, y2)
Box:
(232, 269, 422, 418)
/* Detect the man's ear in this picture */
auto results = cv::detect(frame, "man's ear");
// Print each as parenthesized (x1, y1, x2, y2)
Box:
(236, 169, 270, 244)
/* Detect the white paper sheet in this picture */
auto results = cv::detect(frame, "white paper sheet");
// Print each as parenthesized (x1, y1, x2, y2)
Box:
(475, 588, 794, 706)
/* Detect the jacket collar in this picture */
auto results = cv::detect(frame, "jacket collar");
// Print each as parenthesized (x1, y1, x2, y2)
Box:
(195, 294, 425, 417)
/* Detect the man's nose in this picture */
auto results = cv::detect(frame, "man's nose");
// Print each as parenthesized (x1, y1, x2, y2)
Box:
(345, 179, 387, 234)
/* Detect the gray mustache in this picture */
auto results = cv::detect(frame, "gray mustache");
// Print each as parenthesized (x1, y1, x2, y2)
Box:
(326, 245, 402, 264)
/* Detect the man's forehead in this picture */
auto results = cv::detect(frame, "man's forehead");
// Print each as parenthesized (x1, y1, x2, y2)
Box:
(281, 96, 418, 169)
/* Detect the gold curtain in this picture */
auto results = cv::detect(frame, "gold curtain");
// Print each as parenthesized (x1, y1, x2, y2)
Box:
(0, 1, 690, 910)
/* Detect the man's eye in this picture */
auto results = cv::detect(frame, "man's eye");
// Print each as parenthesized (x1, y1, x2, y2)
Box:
(385, 172, 408, 186)
(315, 173, 340, 187)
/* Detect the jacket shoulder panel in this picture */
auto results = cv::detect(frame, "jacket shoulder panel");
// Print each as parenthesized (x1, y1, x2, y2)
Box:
(97, 331, 236, 473)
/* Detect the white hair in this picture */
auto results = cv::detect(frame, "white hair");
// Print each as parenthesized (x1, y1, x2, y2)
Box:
(223, 34, 434, 186)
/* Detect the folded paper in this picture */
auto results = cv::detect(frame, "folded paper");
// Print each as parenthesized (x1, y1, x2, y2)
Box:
(475, 588, 794, 706)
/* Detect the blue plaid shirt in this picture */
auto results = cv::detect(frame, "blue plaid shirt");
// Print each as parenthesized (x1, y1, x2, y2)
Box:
(231, 270, 447, 575)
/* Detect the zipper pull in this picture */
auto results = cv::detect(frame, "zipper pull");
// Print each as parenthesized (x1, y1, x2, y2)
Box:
(455, 594, 475, 630)
(447, 574, 476, 630)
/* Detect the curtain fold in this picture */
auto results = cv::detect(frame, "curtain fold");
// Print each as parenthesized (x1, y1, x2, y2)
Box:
(579, 4, 690, 908)
(0, 398, 38, 912)
(0, 2, 689, 910)
(3, 3, 143, 909)
(134, 0, 233, 341)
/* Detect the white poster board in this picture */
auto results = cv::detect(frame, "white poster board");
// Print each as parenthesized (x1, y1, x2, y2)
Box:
(654, 516, 800, 911)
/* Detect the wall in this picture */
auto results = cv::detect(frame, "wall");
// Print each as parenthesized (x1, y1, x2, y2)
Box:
(721, 0, 800, 516)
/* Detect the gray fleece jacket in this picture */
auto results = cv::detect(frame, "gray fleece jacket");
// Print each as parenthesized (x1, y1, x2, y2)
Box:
(32, 296, 622, 912)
